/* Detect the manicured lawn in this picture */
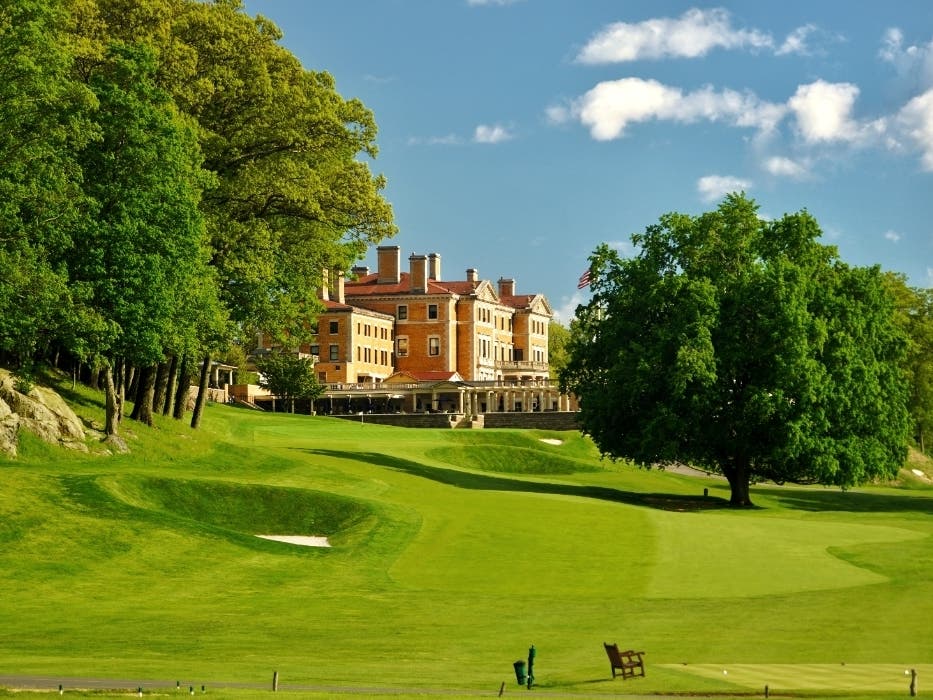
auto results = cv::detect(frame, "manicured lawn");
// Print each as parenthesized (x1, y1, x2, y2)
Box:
(0, 378, 930, 697)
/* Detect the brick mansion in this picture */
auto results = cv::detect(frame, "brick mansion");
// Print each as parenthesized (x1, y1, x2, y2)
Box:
(250, 245, 575, 419)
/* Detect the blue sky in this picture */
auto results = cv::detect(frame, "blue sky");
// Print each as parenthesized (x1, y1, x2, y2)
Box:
(243, 0, 933, 321)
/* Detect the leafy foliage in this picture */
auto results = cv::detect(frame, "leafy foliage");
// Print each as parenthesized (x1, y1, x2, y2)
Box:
(561, 194, 911, 506)
(0, 0, 95, 367)
(255, 350, 323, 413)
(1, 0, 396, 434)
(156, 0, 396, 345)
(885, 274, 933, 453)
(547, 320, 571, 379)
(73, 42, 211, 365)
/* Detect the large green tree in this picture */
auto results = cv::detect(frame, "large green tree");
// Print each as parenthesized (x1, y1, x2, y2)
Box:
(69, 41, 212, 434)
(547, 320, 571, 380)
(561, 194, 911, 507)
(885, 274, 933, 453)
(70, 0, 396, 424)
(157, 0, 396, 345)
(0, 0, 95, 375)
(256, 350, 322, 414)
(2, 0, 393, 436)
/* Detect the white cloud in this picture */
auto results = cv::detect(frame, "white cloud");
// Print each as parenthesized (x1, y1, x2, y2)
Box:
(554, 290, 587, 324)
(561, 73, 933, 171)
(879, 28, 906, 64)
(697, 175, 751, 203)
(569, 77, 785, 140)
(363, 74, 396, 84)
(883, 229, 902, 243)
(763, 155, 809, 179)
(576, 8, 773, 64)
(777, 24, 817, 56)
(879, 27, 933, 89)
(474, 123, 514, 144)
(823, 225, 844, 242)
(545, 104, 571, 125)
(897, 87, 933, 169)
(407, 134, 463, 146)
(607, 239, 637, 257)
(788, 80, 863, 143)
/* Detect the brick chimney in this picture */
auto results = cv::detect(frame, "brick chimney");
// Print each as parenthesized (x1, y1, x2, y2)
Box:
(377, 245, 401, 284)
(428, 253, 441, 281)
(466, 268, 478, 284)
(351, 265, 369, 278)
(410, 254, 428, 293)
(320, 268, 329, 301)
(335, 271, 345, 304)
(498, 277, 515, 297)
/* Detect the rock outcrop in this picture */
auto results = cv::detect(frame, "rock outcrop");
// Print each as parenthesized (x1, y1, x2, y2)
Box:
(0, 396, 19, 457)
(0, 370, 88, 456)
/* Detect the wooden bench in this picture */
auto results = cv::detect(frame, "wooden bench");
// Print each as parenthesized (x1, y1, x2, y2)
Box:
(604, 642, 645, 679)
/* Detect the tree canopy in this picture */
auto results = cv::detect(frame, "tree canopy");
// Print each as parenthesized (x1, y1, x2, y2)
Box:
(0, 0, 395, 437)
(256, 350, 323, 414)
(0, 0, 95, 377)
(547, 320, 571, 380)
(885, 273, 933, 453)
(560, 194, 911, 506)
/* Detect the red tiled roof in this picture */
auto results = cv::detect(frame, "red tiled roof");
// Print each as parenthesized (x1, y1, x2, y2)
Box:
(500, 294, 535, 309)
(345, 272, 477, 297)
(344, 273, 549, 314)
(320, 299, 354, 311)
(431, 280, 479, 295)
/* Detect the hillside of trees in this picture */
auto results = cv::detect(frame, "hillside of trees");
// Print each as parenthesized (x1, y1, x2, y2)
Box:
(0, 0, 396, 438)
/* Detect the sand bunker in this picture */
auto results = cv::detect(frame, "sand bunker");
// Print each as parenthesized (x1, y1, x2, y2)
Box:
(256, 535, 331, 547)
(539, 438, 563, 445)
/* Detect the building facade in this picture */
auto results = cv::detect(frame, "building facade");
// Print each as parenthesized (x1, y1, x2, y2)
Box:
(258, 245, 572, 415)
(316, 245, 553, 385)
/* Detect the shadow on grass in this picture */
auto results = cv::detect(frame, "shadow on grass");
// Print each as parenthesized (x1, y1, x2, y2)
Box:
(757, 485, 933, 514)
(42, 375, 106, 412)
(303, 449, 933, 514)
(301, 449, 729, 512)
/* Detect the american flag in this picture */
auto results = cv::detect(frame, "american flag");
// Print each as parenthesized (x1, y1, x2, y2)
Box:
(577, 269, 591, 289)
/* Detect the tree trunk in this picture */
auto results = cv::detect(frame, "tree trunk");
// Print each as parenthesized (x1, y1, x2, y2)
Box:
(115, 359, 125, 425)
(164, 354, 179, 416)
(132, 364, 156, 426)
(190, 353, 211, 429)
(173, 353, 190, 420)
(723, 458, 754, 507)
(152, 361, 169, 416)
(88, 366, 101, 391)
(130, 365, 147, 420)
(104, 365, 119, 437)
(124, 364, 136, 401)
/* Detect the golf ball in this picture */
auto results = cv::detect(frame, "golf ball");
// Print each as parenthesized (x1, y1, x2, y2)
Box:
(723, 670, 728, 675)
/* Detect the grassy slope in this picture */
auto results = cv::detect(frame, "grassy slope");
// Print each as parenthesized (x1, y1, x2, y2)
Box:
(0, 377, 931, 696)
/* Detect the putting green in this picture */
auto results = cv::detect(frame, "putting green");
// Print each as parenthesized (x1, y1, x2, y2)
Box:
(663, 663, 930, 691)
(389, 491, 653, 595)
(645, 511, 925, 598)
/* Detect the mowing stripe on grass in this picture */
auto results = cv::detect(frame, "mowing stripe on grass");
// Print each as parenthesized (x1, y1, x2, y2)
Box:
(645, 511, 926, 599)
(662, 663, 932, 691)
